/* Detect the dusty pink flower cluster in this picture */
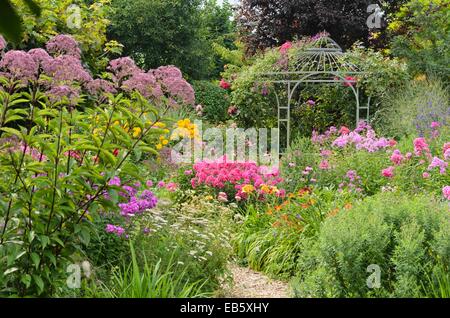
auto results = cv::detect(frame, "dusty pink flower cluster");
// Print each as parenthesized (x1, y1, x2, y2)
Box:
(0, 34, 195, 108)
(110, 59, 195, 106)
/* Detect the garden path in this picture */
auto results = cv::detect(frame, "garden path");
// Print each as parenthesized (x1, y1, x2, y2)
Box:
(222, 263, 290, 298)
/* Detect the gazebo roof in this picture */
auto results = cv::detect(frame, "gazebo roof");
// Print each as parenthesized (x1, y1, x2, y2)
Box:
(259, 36, 362, 82)
(292, 36, 359, 73)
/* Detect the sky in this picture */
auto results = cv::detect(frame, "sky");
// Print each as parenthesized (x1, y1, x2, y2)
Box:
(218, 0, 240, 6)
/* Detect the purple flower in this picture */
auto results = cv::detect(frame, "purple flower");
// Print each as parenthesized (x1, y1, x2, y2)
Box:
(47, 85, 80, 105)
(85, 79, 117, 96)
(105, 224, 126, 237)
(108, 176, 121, 187)
(28, 48, 52, 69)
(122, 71, 163, 99)
(108, 57, 140, 83)
(0, 35, 6, 51)
(428, 157, 448, 174)
(43, 55, 92, 84)
(152, 65, 183, 80)
(0, 50, 38, 83)
(159, 76, 195, 105)
(306, 99, 316, 106)
(431, 122, 440, 129)
(157, 181, 166, 188)
(121, 185, 138, 198)
(46, 34, 81, 59)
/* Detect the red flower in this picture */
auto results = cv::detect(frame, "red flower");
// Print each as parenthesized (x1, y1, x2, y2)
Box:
(113, 148, 120, 157)
(219, 79, 231, 90)
(228, 106, 239, 117)
(343, 76, 357, 87)
(339, 126, 350, 135)
(279, 41, 293, 54)
(388, 139, 397, 147)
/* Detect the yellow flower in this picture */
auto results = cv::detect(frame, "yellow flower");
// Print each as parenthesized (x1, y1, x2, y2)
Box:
(260, 184, 270, 194)
(156, 144, 163, 150)
(242, 184, 255, 194)
(415, 74, 427, 82)
(205, 195, 214, 201)
(132, 127, 142, 138)
(162, 139, 169, 145)
(154, 122, 166, 128)
(113, 120, 120, 126)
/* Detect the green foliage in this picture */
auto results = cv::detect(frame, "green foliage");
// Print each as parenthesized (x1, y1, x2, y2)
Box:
(0, 0, 41, 43)
(0, 80, 166, 296)
(109, 0, 234, 80)
(292, 192, 450, 298)
(193, 80, 230, 123)
(389, 0, 450, 81)
(11, 0, 121, 72)
(88, 242, 209, 298)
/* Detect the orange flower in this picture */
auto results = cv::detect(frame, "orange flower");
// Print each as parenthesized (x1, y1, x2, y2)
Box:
(298, 187, 312, 197)
(327, 208, 340, 218)
(275, 205, 283, 211)
(272, 221, 281, 228)
(301, 203, 310, 209)
(281, 214, 289, 221)
(344, 202, 353, 210)
(266, 208, 273, 216)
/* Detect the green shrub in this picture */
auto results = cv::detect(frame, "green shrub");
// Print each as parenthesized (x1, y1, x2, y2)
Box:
(389, 0, 450, 81)
(292, 192, 450, 298)
(193, 80, 231, 124)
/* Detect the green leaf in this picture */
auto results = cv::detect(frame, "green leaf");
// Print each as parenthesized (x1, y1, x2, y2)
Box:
(39, 235, 50, 249)
(32, 274, 44, 293)
(79, 227, 91, 245)
(30, 252, 40, 269)
(52, 236, 65, 247)
(4, 267, 18, 275)
(1, 127, 22, 139)
(21, 274, 32, 288)
(43, 251, 56, 267)
(0, 0, 23, 43)
(23, 0, 41, 16)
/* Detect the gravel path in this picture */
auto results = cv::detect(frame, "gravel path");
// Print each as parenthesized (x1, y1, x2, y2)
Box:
(222, 264, 290, 298)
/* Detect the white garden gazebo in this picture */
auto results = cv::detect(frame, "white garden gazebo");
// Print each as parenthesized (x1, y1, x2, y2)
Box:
(257, 36, 371, 152)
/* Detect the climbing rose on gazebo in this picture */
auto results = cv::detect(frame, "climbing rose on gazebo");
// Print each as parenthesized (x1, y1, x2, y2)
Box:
(220, 79, 231, 90)
(279, 41, 292, 54)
